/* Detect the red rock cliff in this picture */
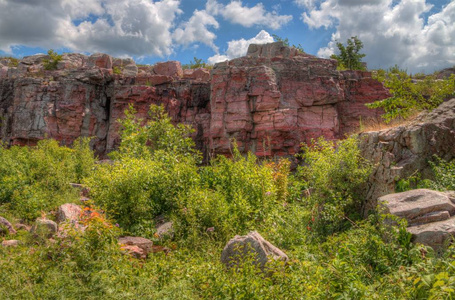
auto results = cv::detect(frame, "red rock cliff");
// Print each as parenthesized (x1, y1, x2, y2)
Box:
(0, 42, 390, 158)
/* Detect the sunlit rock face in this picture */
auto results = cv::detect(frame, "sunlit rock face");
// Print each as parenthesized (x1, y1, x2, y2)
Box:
(209, 42, 389, 157)
(0, 43, 389, 159)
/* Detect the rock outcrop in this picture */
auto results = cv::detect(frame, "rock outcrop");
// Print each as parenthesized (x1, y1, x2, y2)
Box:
(0, 43, 389, 158)
(379, 189, 455, 250)
(360, 99, 455, 212)
(210, 42, 388, 156)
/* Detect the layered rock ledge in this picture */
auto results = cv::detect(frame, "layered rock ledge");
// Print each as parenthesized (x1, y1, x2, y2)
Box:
(0, 42, 390, 158)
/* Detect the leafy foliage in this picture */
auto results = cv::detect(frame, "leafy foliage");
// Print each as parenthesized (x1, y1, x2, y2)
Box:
(0, 138, 94, 220)
(0, 56, 20, 67)
(368, 66, 455, 122)
(182, 57, 209, 69)
(330, 36, 366, 70)
(271, 34, 305, 53)
(43, 49, 63, 70)
(298, 136, 372, 236)
(2, 104, 455, 299)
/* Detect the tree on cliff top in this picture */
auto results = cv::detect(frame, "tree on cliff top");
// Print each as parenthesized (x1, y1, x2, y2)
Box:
(331, 36, 366, 71)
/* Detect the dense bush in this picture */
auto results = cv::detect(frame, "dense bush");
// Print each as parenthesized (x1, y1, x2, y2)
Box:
(369, 67, 455, 122)
(298, 136, 372, 236)
(0, 138, 94, 220)
(2, 104, 455, 299)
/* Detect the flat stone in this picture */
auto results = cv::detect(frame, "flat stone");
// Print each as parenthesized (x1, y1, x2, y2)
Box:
(408, 217, 455, 250)
(1, 240, 20, 247)
(379, 189, 455, 222)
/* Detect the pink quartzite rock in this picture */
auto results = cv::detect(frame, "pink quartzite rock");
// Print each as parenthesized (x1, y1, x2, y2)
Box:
(57, 203, 82, 223)
(1, 240, 20, 247)
(0, 44, 388, 160)
(118, 236, 154, 259)
(153, 61, 183, 78)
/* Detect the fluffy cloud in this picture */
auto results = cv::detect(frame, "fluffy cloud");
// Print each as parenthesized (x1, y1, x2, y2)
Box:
(208, 30, 274, 64)
(0, 0, 181, 57)
(207, 0, 292, 30)
(173, 9, 219, 51)
(302, 0, 455, 72)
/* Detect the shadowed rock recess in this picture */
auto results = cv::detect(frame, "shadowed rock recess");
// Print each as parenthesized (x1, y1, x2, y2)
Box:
(0, 42, 389, 158)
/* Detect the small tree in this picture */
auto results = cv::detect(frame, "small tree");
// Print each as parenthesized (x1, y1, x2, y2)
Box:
(331, 36, 366, 70)
(43, 49, 63, 70)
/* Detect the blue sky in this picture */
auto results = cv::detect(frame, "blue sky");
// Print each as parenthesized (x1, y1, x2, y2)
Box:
(0, 0, 453, 73)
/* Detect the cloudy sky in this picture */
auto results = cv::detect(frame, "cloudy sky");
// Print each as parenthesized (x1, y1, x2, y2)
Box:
(0, 0, 453, 73)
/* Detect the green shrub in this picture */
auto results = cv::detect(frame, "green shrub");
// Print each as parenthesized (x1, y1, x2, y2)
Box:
(0, 138, 94, 220)
(110, 104, 199, 161)
(368, 67, 455, 122)
(298, 136, 372, 236)
(330, 36, 366, 71)
(43, 49, 63, 70)
(174, 150, 291, 243)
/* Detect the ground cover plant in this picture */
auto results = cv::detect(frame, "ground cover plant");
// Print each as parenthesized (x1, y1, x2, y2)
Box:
(368, 66, 455, 123)
(1, 105, 455, 299)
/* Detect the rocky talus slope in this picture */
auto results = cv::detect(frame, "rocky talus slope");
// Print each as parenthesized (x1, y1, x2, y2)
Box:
(0, 42, 389, 157)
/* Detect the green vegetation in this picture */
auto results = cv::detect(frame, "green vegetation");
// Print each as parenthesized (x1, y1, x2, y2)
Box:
(0, 138, 94, 220)
(271, 34, 305, 53)
(182, 57, 209, 70)
(330, 36, 366, 70)
(368, 66, 455, 122)
(43, 49, 63, 70)
(113, 66, 122, 75)
(397, 156, 455, 193)
(1, 105, 455, 298)
(0, 56, 20, 67)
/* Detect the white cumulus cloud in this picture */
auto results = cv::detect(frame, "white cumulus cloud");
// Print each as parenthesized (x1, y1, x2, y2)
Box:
(0, 0, 182, 57)
(207, 0, 292, 30)
(173, 9, 219, 51)
(208, 30, 274, 64)
(302, 0, 455, 72)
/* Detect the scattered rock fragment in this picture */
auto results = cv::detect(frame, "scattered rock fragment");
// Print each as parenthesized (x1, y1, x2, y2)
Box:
(57, 203, 82, 223)
(1, 240, 20, 247)
(0, 216, 17, 235)
(118, 236, 153, 258)
(31, 218, 58, 238)
(221, 231, 288, 270)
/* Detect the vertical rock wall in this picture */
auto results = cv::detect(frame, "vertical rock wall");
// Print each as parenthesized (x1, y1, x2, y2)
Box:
(0, 42, 390, 158)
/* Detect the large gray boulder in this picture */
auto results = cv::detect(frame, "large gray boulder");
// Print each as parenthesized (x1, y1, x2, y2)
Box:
(379, 189, 455, 250)
(221, 231, 288, 270)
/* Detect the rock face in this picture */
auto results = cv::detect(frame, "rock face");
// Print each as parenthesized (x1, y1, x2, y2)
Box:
(221, 231, 288, 269)
(210, 42, 388, 156)
(379, 189, 455, 250)
(0, 43, 389, 158)
(360, 99, 455, 212)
